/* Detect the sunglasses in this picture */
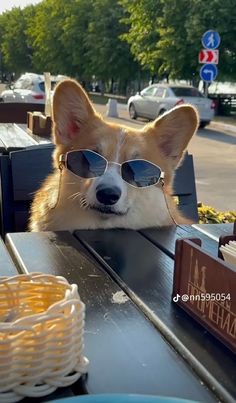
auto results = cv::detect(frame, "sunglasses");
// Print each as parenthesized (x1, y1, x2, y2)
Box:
(59, 149, 164, 188)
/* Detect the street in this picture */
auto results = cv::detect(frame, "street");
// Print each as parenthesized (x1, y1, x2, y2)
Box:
(0, 86, 235, 211)
(95, 102, 236, 211)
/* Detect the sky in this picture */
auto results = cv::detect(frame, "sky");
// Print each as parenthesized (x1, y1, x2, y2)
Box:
(0, 0, 42, 14)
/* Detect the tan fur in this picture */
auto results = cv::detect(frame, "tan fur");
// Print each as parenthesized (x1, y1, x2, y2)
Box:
(29, 79, 199, 232)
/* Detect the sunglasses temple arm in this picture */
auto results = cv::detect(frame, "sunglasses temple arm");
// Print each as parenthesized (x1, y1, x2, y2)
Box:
(159, 172, 165, 186)
(59, 154, 66, 171)
(161, 181, 178, 226)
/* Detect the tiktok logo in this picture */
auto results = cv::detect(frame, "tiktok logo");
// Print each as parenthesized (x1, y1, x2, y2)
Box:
(173, 294, 180, 302)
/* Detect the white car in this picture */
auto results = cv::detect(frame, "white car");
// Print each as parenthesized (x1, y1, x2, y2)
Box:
(0, 73, 62, 104)
(128, 84, 216, 127)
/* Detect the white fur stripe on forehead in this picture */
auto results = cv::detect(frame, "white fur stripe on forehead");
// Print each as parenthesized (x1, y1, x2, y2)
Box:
(113, 129, 126, 162)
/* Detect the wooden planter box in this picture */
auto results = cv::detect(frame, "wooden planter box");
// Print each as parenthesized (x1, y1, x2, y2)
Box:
(27, 112, 52, 137)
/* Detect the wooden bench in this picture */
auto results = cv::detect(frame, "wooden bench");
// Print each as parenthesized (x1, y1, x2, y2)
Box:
(0, 236, 18, 276)
(0, 123, 51, 153)
(0, 144, 54, 236)
(0, 102, 45, 124)
(173, 152, 198, 222)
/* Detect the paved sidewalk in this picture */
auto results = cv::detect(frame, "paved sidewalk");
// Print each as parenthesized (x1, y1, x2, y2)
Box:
(211, 116, 236, 134)
(209, 120, 236, 134)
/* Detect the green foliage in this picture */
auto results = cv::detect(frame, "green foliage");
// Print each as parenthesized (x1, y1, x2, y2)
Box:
(0, 6, 36, 73)
(120, 0, 163, 73)
(27, 0, 82, 75)
(27, 0, 60, 73)
(0, 0, 139, 87)
(121, 0, 236, 81)
(198, 204, 236, 224)
(85, 0, 139, 87)
(187, 0, 236, 81)
(0, 0, 236, 83)
(155, 0, 196, 80)
(59, 0, 93, 77)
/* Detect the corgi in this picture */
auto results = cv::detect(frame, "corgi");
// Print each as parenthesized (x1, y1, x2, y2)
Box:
(29, 79, 199, 232)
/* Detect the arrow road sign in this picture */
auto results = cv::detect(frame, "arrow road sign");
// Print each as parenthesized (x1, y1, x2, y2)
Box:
(199, 49, 219, 64)
(202, 30, 221, 50)
(200, 64, 218, 82)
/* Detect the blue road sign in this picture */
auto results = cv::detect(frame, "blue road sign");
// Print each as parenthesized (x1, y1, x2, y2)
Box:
(200, 64, 218, 82)
(202, 30, 221, 50)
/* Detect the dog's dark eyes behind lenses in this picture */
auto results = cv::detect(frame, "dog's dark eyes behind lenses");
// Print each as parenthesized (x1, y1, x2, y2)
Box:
(122, 160, 161, 187)
(67, 150, 107, 178)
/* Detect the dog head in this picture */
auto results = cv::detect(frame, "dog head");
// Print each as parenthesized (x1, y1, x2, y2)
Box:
(51, 79, 198, 229)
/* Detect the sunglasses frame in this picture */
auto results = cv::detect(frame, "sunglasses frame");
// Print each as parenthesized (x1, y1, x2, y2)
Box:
(59, 149, 165, 189)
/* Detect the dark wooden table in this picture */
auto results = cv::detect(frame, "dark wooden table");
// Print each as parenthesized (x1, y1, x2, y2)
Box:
(0, 123, 51, 153)
(2, 224, 235, 403)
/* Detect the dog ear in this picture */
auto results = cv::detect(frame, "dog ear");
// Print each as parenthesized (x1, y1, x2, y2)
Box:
(52, 79, 96, 145)
(151, 105, 199, 168)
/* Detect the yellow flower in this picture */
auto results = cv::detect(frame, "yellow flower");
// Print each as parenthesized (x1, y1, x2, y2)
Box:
(198, 204, 236, 224)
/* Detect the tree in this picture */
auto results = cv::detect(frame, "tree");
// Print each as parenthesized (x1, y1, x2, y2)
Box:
(27, 0, 70, 74)
(155, 0, 197, 81)
(187, 0, 236, 81)
(0, 0, 140, 92)
(85, 0, 139, 92)
(121, 0, 236, 81)
(120, 0, 163, 76)
(27, 0, 139, 89)
(59, 0, 93, 78)
(0, 6, 35, 74)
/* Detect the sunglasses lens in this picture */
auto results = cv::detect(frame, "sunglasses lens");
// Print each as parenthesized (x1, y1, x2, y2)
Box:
(67, 150, 106, 178)
(122, 160, 161, 187)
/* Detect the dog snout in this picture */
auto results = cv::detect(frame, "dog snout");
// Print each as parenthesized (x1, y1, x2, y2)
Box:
(96, 185, 121, 205)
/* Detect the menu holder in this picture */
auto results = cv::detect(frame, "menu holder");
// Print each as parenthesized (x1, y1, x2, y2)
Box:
(218, 221, 236, 266)
(27, 72, 52, 137)
(173, 223, 236, 354)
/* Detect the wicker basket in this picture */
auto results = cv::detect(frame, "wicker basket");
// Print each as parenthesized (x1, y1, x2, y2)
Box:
(0, 272, 88, 403)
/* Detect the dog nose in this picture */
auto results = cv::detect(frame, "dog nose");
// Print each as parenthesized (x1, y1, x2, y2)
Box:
(96, 185, 121, 205)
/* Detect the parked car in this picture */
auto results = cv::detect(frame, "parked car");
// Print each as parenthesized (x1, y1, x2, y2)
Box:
(0, 73, 63, 104)
(127, 84, 216, 127)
